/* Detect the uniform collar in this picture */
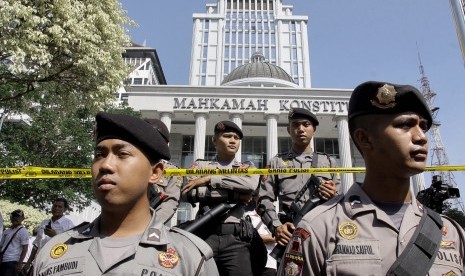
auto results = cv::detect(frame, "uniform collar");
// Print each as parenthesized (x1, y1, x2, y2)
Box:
(211, 156, 240, 166)
(68, 209, 170, 245)
(342, 183, 423, 229)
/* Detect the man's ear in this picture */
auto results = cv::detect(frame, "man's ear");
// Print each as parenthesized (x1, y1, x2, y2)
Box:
(212, 135, 217, 146)
(353, 128, 372, 151)
(149, 162, 164, 184)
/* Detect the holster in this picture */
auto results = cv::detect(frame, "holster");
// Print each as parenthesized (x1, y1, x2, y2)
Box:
(239, 216, 255, 243)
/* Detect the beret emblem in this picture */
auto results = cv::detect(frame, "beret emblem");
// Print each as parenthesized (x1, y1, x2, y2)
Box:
(216, 122, 225, 131)
(289, 108, 295, 118)
(371, 84, 397, 109)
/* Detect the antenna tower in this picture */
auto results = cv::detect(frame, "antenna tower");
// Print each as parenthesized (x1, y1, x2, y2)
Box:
(418, 51, 465, 212)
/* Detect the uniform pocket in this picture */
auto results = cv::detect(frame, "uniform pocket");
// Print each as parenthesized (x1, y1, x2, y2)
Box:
(326, 239, 381, 276)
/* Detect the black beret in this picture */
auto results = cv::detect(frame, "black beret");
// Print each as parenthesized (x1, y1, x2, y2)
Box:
(214, 121, 243, 139)
(145, 119, 170, 143)
(95, 112, 171, 161)
(288, 108, 319, 126)
(348, 81, 432, 129)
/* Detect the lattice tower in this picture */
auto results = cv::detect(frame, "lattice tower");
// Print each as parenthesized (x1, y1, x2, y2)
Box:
(418, 53, 465, 212)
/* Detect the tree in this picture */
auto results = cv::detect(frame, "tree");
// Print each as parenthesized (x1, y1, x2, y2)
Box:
(443, 203, 465, 228)
(0, 0, 133, 114)
(0, 104, 140, 210)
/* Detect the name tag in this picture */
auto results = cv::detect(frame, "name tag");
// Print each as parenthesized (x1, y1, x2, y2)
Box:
(330, 240, 380, 261)
(38, 257, 84, 276)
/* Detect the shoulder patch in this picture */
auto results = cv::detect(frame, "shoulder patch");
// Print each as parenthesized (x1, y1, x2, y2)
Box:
(171, 227, 213, 260)
(293, 227, 310, 241)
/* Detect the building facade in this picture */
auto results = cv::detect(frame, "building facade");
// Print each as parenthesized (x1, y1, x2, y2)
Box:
(189, 0, 311, 87)
(450, 0, 465, 66)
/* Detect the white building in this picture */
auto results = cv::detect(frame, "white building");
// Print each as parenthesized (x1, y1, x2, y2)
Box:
(450, 0, 465, 66)
(190, 0, 311, 87)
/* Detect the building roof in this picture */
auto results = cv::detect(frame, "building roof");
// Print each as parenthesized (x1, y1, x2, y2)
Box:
(221, 52, 295, 86)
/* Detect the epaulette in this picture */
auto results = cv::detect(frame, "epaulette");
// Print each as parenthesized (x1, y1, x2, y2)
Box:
(241, 160, 254, 166)
(276, 152, 291, 158)
(162, 160, 180, 169)
(70, 221, 91, 231)
(171, 227, 214, 260)
(194, 158, 208, 162)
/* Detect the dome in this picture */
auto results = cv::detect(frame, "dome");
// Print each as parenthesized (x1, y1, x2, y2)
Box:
(221, 52, 296, 87)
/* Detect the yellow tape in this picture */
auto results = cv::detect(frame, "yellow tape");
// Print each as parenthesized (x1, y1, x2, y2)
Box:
(1, 165, 464, 179)
(0, 167, 91, 180)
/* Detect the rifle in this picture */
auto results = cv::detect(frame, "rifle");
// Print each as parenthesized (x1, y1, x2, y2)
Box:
(178, 203, 234, 236)
(270, 174, 322, 262)
(149, 186, 167, 210)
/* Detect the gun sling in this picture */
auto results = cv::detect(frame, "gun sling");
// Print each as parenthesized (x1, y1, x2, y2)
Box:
(386, 207, 443, 276)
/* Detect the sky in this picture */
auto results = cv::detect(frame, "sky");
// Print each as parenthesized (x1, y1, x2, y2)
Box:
(119, 0, 465, 204)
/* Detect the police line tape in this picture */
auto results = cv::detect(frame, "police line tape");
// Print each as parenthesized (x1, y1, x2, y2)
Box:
(1, 165, 465, 179)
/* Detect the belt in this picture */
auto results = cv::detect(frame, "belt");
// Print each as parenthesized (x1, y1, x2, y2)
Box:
(216, 223, 241, 236)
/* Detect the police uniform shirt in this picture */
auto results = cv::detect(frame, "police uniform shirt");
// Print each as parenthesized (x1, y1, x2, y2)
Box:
(188, 157, 259, 224)
(154, 160, 183, 224)
(259, 150, 339, 229)
(34, 210, 219, 276)
(290, 183, 465, 276)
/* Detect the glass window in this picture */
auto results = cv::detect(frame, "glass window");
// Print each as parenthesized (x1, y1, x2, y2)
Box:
(231, 47, 236, 58)
(202, 61, 207, 73)
(133, 78, 142, 85)
(238, 31, 243, 43)
(203, 32, 209, 44)
(292, 33, 297, 45)
(201, 75, 206, 85)
(203, 46, 208, 58)
(225, 32, 230, 44)
(205, 20, 209, 29)
(292, 48, 298, 59)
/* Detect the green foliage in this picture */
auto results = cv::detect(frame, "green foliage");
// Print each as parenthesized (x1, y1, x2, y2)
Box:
(0, 199, 48, 234)
(0, 105, 139, 210)
(0, 0, 134, 114)
(443, 204, 465, 228)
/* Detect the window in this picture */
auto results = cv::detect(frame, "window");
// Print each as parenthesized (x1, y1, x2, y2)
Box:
(314, 138, 340, 159)
(133, 78, 142, 85)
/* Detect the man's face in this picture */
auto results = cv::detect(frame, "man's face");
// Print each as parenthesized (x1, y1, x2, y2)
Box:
(51, 201, 66, 217)
(287, 119, 316, 147)
(365, 112, 429, 176)
(91, 139, 163, 210)
(213, 132, 241, 158)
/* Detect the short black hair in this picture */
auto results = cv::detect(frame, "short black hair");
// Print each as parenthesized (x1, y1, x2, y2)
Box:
(55, 197, 69, 209)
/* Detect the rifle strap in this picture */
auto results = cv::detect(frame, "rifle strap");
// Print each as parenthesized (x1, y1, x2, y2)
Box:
(293, 152, 319, 204)
(386, 207, 443, 276)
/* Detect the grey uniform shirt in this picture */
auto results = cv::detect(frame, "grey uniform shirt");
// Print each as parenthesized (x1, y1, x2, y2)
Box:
(258, 151, 338, 230)
(34, 210, 219, 276)
(188, 157, 259, 223)
(155, 160, 183, 224)
(286, 183, 465, 276)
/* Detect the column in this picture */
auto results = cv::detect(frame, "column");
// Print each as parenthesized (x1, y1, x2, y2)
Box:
(335, 116, 353, 193)
(266, 114, 279, 161)
(411, 173, 426, 197)
(230, 114, 243, 162)
(159, 112, 173, 132)
(193, 113, 208, 161)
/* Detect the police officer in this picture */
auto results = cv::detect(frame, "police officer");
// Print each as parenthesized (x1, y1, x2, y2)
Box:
(279, 81, 465, 275)
(145, 118, 183, 224)
(258, 108, 339, 248)
(34, 112, 218, 276)
(181, 121, 260, 276)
